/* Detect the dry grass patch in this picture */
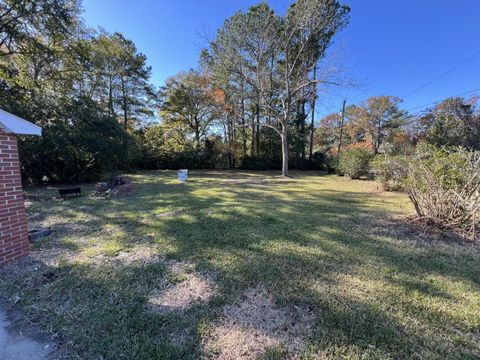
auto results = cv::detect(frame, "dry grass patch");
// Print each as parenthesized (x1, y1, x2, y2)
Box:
(148, 261, 216, 314)
(222, 178, 264, 185)
(155, 210, 182, 218)
(203, 286, 315, 360)
(112, 245, 162, 266)
(2, 171, 478, 359)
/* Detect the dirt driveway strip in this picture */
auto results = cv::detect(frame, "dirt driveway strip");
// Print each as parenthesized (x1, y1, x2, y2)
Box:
(0, 309, 54, 360)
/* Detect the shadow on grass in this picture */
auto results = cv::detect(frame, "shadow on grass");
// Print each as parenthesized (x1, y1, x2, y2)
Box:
(2, 170, 479, 359)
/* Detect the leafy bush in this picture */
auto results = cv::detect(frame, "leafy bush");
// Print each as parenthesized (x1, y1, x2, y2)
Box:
(324, 153, 337, 173)
(329, 141, 374, 157)
(138, 125, 227, 170)
(372, 155, 409, 191)
(406, 144, 480, 240)
(240, 151, 325, 170)
(19, 99, 131, 183)
(293, 151, 326, 170)
(239, 155, 281, 170)
(338, 148, 373, 179)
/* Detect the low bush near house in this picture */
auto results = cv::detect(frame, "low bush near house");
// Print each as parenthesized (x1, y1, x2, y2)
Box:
(406, 144, 480, 240)
(338, 148, 373, 179)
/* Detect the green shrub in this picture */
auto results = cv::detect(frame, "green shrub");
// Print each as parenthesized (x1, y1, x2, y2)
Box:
(406, 144, 480, 240)
(19, 99, 130, 183)
(338, 148, 373, 179)
(325, 153, 337, 173)
(372, 155, 409, 191)
(409, 143, 473, 189)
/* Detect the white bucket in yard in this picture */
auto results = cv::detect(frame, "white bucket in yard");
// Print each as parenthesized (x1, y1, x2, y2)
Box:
(178, 169, 188, 182)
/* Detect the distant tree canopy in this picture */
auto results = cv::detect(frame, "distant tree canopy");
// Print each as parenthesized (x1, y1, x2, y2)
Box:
(0, 0, 156, 182)
(159, 70, 217, 146)
(201, 0, 351, 175)
(315, 95, 480, 160)
(1, 0, 479, 183)
(316, 96, 406, 157)
(419, 97, 480, 150)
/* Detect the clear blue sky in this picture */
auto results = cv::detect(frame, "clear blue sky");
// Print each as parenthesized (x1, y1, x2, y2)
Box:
(83, 0, 480, 117)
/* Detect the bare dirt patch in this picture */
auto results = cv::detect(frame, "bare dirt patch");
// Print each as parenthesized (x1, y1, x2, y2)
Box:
(148, 261, 216, 314)
(203, 286, 315, 360)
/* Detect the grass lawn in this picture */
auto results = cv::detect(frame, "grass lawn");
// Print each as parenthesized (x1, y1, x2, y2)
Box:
(1, 170, 479, 359)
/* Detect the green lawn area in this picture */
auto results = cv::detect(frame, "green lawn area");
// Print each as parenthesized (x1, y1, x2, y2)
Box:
(1, 170, 479, 359)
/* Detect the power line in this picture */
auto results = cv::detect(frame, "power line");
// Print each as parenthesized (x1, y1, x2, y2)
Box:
(405, 87, 480, 113)
(402, 50, 480, 99)
(399, 86, 480, 129)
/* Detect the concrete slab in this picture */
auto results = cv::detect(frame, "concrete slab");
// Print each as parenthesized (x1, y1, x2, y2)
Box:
(0, 309, 53, 360)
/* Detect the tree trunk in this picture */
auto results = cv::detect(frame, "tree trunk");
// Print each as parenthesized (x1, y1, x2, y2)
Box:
(251, 109, 255, 156)
(256, 106, 260, 155)
(337, 99, 346, 157)
(193, 116, 200, 147)
(309, 66, 316, 160)
(283, 47, 291, 177)
(300, 100, 306, 162)
(226, 115, 232, 168)
(231, 115, 236, 167)
(241, 97, 247, 157)
(108, 74, 114, 118)
(281, 124, 288, 176)
(223, 122, 231, 169)
(121, 77, 128, 127)
(375, 118, 382, 154)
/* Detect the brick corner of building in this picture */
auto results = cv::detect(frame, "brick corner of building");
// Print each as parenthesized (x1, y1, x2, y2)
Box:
(0, 131, 30, 267)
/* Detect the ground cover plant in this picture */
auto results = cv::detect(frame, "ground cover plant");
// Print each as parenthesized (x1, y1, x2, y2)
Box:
(0, 170, 479, 359)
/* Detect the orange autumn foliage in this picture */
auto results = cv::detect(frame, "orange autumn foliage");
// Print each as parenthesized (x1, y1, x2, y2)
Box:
(329, 141, 374, 157)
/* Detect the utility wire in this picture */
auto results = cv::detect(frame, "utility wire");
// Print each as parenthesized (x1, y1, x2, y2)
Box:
(405, 87, 480, 113)
(398, 87, 480, 129)
(402, 50, 480, 99)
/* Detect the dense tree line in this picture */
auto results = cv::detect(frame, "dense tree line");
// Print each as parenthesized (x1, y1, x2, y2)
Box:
(145, 0, 480, 176)
(1, 0, 479, 183)
(0, 0, 155, 182)
(316, 95, 480, 160)
(1, 0, 353, 182)
(150, 0, 351, 175)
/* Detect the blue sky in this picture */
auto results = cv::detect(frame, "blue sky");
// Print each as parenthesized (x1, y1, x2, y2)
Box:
(82, 0, 480, 117)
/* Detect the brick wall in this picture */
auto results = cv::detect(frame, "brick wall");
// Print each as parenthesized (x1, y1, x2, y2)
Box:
(0, 131, 29, 267)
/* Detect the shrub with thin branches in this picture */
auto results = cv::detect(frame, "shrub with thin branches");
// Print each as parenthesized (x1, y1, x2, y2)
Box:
(406, 145, 480, 241)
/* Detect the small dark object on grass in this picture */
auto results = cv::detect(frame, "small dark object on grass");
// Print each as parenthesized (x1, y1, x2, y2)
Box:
(58, 187, 81, 199)
(28, 228, 52, 242)
(42, 270, 58, 283)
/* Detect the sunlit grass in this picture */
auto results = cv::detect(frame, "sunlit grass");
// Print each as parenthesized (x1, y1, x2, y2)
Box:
(0, 170, 479, 359)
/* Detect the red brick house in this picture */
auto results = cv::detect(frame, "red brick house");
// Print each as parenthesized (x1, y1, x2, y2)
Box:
(0, 109, 41, 267)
